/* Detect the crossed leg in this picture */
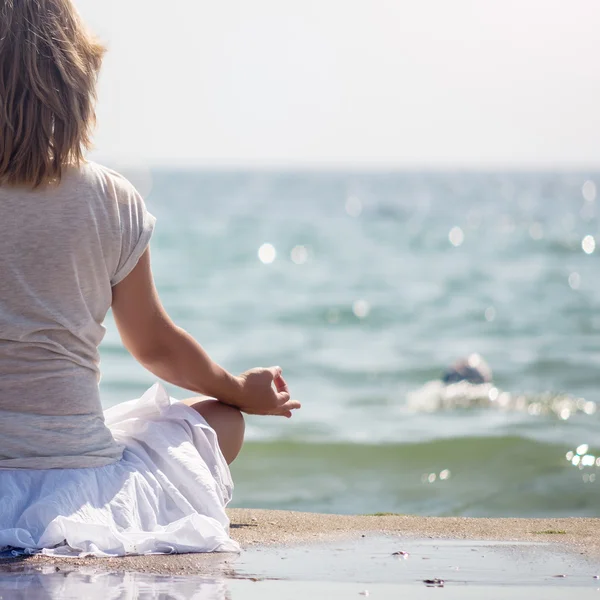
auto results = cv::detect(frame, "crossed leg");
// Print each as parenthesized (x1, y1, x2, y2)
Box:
(181, 398, 245, 464)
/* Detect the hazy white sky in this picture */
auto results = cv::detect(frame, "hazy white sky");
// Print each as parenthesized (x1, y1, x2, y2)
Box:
(77, 0, 600, 168)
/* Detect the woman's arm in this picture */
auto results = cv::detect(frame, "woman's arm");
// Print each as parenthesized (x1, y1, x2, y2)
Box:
(111, 249, 300, 417)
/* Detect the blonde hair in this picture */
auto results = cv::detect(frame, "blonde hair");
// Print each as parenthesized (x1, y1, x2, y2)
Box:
(0, 0, 105, 187)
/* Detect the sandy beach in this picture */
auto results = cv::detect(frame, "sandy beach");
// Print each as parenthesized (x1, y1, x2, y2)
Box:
(2, 509, 599, 577)
(3, 510, 600, 599)
(227, 509, 600, 551)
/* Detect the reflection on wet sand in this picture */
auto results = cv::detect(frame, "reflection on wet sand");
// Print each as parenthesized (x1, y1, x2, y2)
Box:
(0, 567, 228, 600)
(1, 536, 599, 599)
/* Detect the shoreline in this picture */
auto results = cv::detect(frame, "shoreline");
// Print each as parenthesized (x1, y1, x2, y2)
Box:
(1, 510, 599, 576)
(227, 509, 600, 551)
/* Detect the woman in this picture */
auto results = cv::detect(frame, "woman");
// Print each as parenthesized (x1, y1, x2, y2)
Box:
(0, 0, 300, 557)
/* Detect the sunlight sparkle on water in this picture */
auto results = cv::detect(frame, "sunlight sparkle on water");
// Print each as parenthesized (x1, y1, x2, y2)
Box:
(568, 272, 581, 290)
(485, 306, 496, 322)
(291, 245, 308, 265)
(582, 235, 595, 254)
(258, 243, 276, 264)
(581, 455, 596, 467)
(582, 180, 597, 203)
(345, 195, 363, 218)
(449, 226, 464, 247)
(566, 443, 599, 474)
(352, 300, 371, 319)
(422, 470, 451, 484)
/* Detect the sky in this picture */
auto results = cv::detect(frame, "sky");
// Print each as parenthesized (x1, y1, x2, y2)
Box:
(77, 0, 600, 169)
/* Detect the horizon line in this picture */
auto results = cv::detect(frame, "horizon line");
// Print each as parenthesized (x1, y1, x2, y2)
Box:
(89, 157, 600, 174)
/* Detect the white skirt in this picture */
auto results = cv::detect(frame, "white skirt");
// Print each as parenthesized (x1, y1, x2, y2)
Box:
(0, 383, 239, 557)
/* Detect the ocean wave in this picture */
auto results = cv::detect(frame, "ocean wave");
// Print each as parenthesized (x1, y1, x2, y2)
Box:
(231, 436, 600, 517)
(407, 380, 597, 420)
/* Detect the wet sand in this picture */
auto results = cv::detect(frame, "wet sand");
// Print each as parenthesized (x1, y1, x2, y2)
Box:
(1, 509, 599, 576)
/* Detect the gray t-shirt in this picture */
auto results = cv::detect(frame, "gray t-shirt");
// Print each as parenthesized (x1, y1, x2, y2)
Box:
(0, 162, 155, 469)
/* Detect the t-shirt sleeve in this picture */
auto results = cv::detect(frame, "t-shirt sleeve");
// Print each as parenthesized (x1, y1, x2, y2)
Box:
(110, 180, 156, 287)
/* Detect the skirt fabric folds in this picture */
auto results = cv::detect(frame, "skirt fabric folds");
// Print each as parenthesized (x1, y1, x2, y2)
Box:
(0, 384, 239, 557)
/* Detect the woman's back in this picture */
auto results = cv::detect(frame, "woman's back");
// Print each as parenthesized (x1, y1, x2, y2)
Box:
(0, 162, 154, 469)
(0, 0, 297, 558)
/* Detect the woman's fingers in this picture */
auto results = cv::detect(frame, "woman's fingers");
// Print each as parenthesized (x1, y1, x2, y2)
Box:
(274, 409, 294, 418)
(273, 374, 289, 394)
(281, 398, 301, 411)
(276, 391, 301, 410)
(267, 366, 283, 380)
(268, 397, 300, 417)
(254, 367, 299, 417)
(278, 391, 291, 403)
(267, 366, 290, 395)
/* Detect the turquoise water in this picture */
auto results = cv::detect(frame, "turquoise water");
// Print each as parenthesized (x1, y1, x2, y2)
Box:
(99, 170, 600, 517)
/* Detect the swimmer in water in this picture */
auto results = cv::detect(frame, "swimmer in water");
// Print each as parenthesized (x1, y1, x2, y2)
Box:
(411, 353, 591, 418)
(442, 353, 492, 385)
(407, 353, 494, 412)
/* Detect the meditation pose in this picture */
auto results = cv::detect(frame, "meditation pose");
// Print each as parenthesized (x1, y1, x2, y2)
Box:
(0, 0, 300, 556)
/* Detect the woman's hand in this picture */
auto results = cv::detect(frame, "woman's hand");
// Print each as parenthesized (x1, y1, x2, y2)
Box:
(228, 367, 301, 418)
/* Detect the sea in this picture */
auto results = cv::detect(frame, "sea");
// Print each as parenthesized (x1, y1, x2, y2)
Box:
(99, 169, 600, 518)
